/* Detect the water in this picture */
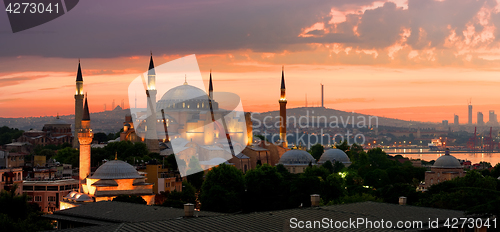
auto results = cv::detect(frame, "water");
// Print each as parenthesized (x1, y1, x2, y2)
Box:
(382, 148, 500, 166)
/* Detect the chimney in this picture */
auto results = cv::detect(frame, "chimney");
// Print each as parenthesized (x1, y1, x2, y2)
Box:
(311, 194, 320, 207)
(399, 196, 407, 205)
(184, 203, 194, 217)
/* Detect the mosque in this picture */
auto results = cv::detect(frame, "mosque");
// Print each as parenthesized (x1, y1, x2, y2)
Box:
(60, 62, 155, 210)
(422, 149, 465, 190)
(59, 53, 304, 209)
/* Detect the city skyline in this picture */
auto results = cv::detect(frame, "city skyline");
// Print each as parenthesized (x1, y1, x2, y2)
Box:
(3, 0, 500, 123)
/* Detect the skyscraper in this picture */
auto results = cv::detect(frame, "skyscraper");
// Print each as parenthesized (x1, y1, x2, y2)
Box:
(488, 110, 497, 125)
(468, 102, 472, 125)
(477, 112, 484, 125)
(454, 114, 459, 125)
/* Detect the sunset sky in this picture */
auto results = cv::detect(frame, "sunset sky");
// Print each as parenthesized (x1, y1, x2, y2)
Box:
(2, 0, 500, 123)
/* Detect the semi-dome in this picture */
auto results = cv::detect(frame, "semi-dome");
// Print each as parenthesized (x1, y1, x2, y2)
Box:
(433, 154, 462, 168)
(90, 160, 143, 180)
(319, 149, 351, 164)
(279, 150, 316, 166)
(160, 84, 207, 101)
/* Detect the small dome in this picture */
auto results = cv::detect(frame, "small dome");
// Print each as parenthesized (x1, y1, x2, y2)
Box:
(160, 84, 207, 101)
(90, 160, 143, 180)
(279, 150, 316, 166)
(319, 149, 351, 164)
(433, 154, 461, 168)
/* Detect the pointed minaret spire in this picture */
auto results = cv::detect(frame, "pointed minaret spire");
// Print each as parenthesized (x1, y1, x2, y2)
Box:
(148, 52, 155, 76)
(281, 65, 285, 89)
(184, 74, 188, 85)
(209, 69, 213, 92)
(82, 93, 90, 121)
(76, 62, 83, 82)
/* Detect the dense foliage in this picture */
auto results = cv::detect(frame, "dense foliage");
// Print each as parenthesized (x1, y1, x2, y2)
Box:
(112, 195, 147, 205)
(0, 126, 23, 146)
(0, 186, 52, 231)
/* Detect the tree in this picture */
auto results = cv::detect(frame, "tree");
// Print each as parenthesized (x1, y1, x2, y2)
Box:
(244, 164, 285, 212)
(335, 140, 349, 152)
(322, 173, 345, 202)
(309, 143, 324, 160)
(162, 181, 196, 208)
(186, 156, 204, 189)
(166, 154, 178, 170)
(0, 126, 24, 145)
(53, 147, 79, 167)
(200, 164, 245, 213)
(93, 132, 108, 144)
(0, 185, 53, 231)
(321, 161, 334, 174)
(112, 195, 147, 205)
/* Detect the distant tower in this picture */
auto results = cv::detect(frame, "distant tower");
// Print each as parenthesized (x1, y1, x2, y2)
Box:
(121, 99, 124, 109)
(78, 95, 93, 192)
(145, 53, 159, 153)
(468, 100, 472, 125)
(454, 114, 459, 125)
(73, 61, 84, 148)
(477, 112, 484, 125)
(279, 66, 287, 148)
(321, 83, 324, 108)
(112, 99, 115, 110)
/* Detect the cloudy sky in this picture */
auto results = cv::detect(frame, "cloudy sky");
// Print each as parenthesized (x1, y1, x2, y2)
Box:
(2, 0, 500, 123)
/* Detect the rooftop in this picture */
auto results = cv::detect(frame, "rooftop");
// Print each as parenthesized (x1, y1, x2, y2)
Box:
(53, 201, 466, 232)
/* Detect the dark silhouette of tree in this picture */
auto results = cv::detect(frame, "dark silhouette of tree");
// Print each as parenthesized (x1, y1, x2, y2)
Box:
(244, 164, 285, 212)
(200, 164, 245, 213)
(309, 143, 324, 160)
(112, 195, 147, 205)
(186, 156, 204, 189)
(0, 185, 52, 231)
(162, 181, 196, 208)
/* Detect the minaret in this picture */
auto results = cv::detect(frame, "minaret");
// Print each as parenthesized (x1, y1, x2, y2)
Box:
(78, 95, 93, 192)
(279, 66, 287, 148)
(208, 69, 214, 100)
(145, 53, 159, 153)
(73, 61, 84, 148)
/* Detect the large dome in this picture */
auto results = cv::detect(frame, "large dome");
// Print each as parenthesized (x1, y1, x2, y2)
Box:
(279, 150, 316, 166)
(46, 117, 70, 125)
(160, 84, 207, 101)
(319, 149, 351, 164)
(433, 154, 461, 168)
(90, 160, 143, 180)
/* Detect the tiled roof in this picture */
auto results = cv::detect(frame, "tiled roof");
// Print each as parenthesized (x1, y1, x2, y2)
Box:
(45, 201, 221, 224)
(54, 201, 466, 232)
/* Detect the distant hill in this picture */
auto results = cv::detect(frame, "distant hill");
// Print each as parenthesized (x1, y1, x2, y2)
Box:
(250, 107, 438, 129)
(0, 108, 130, 134)
(0, 107, 439, 134)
